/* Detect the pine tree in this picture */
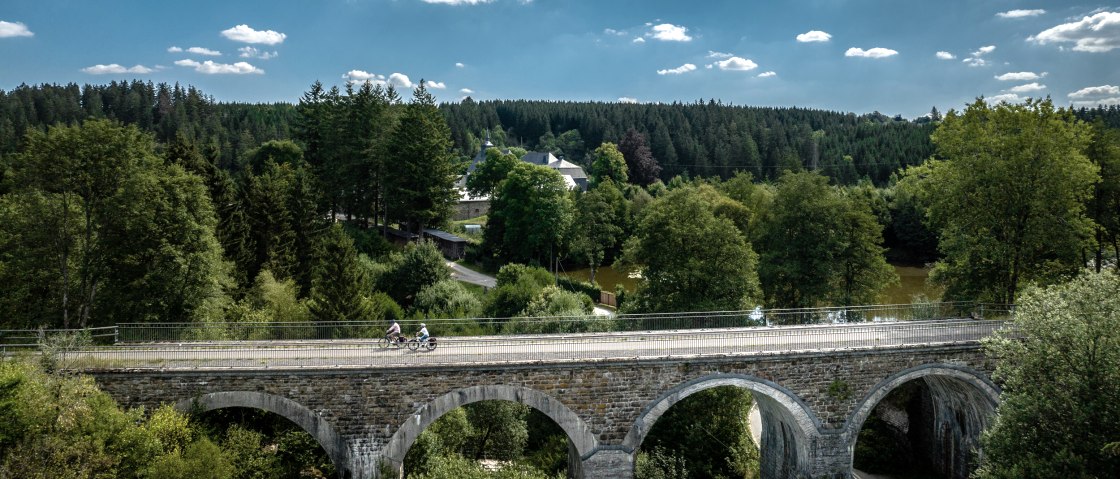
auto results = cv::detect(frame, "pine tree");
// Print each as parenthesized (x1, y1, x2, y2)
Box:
(384, 81, 458, 233)
(308, 223, 372, 324)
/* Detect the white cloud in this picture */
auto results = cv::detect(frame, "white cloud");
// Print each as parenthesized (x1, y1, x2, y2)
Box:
(936, 51, 956, 60)
(657, 63, 697, 75)
(997, 9, 1046, 19)
(995, 71, 1045, 81)
(974, 45, 996, 55)
(238, 46, 277, 60)
(1030, 11, 1120, 52)
(796, 30, 831, 43)
(460, 88, 474, 94)
(389, 73, 413, 88)
(604, 28, 625, 36)
(632, 37, 645, 43)
(845, 47, 898, 58)
(1069, 84, 1120, 99)
(175, 59, 263, 75)
(0, 20, 33, 38)
(962, 58, 989, 67)
(713, 56, 758, 71)
(707, 51, 733, 59)
(221, 24, 286, 45)
(82, 64, 156, 75)
(426, 80, 446, 89)
(649, 23, 692, 42)
(421, 0, 494, 4)
(1073, 97, 1120, 107)
(455, 62, 465, 68)
(1008, 83, 1046, 93)
(167, 46, 183, 53)
(987, 93, 1025, 104)
(618, 97, 639, 104)
(757, 71, 777, 78)
(187, 47, 221, 56)
(343, 70, 383, 82)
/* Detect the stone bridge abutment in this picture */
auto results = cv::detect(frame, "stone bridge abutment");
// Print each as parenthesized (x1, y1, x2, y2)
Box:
(90, 345, 996, 479)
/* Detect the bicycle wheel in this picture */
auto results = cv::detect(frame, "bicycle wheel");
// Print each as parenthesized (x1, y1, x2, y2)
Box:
(426, 339, 437, 351)
(407, 339, 419, 351)
(377, 337, 390, 349)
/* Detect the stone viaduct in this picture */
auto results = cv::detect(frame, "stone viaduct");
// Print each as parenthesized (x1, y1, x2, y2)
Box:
(90, 343, 998, 479)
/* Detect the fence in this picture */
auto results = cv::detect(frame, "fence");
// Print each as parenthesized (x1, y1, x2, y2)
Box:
(45, 319, 1012, 370)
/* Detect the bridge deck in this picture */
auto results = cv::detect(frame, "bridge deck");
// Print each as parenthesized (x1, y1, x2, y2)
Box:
(56, 319, 1009, 370)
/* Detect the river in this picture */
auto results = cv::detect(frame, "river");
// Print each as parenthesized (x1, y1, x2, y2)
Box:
(559, 264, 941, 305)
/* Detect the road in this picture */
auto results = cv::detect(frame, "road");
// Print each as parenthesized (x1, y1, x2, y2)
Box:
(447, 261, 496, 288)
(60, 319, 1007, 371)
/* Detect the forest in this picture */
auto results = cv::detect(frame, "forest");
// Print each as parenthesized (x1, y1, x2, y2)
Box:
(2, 80, 1120, 478)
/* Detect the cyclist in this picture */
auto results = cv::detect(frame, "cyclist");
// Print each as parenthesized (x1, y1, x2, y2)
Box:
(417, 323, 429, 343)
(386, 319, 401, 342)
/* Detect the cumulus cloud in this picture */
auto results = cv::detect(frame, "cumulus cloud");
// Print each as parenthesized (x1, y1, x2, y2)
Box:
(649, 23, 692, 42)
(997, 9, 1046, 19)
(389, 73, 413, 88)
(1030, 11, 1120, 52)
(707, 51, 733, 59)
(422, 0, 494, 4)
(618, 97, 639, 104)
(987, 93, 1025, 104)
(221, 24, 286, 45)
(657, 63, 697, 75)
(936, 51, 956, 60)
(995, 71, 1045, 81)
(175, 59, 263, 74)
(343, 70, 382, 83)
(632, 37, 646, 43)
(974, 45, 996, 55)
(963, 58, 989, 67)
(1009, 82, 1046, 93)
(167, 46, 183, 53)
(0, 20, 33, 38)
(1068, 84, 1120, 99)
(186, 47, 221, 56)
(796, 30, 831, 42)
(82, 64, 156, 74)
(845, 47, 898, 58)
(427, 80, 447, 89)
(460, 88, 474, 94)
(712, 56, 758, 71)
(757, 71, 777, 78)
(238, 46, 277, 59)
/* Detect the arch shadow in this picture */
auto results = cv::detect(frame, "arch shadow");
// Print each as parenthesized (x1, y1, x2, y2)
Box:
(622, 373, 823, 477)
(175, 391, 347, 478)
(381, 385, 599, 474)
(843, 363, 1000, 477)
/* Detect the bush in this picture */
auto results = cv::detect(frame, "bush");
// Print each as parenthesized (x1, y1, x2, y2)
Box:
(414, 280, 483, 318)
(555, 276, 600, 304)
(376, 241, 450, 308)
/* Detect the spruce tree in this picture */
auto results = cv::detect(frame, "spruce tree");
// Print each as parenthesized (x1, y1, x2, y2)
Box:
(308, 223, 372, 324)
(385, 81, 458, 233)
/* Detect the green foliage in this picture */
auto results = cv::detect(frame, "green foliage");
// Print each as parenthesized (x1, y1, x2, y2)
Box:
(376, 241, 451, 309)
(554, 276, 600, 304)
(637, 386, 758, 479)
(143, 437, 235, 479)
(926, 99, 1097, 304)
(502, 286, 610, 334)
(589, 142, 628, 185)
(620, 185, 761, 313)
(0, 119, 229, 328)
(465, 401, 530, 461)
(385, 82, 459, 233)
(309, 223, 372, 323)
(827, 380, 852, 401)
(758, 171, 896, 310)
(482, 162, 574, 266)
(1084, 120, 1120, 273)
(975, 271, 1120, 478)
(467, 148, 520, 197)
(415, 279, 483, 318)
(569, 180, 628, 284)
(484, 264, 555, 318)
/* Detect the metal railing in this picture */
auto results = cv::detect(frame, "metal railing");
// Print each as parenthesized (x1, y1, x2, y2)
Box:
(48, 319, 1012, 370)
(108, 302, 1006, 344)
(0, 326, 117, 350)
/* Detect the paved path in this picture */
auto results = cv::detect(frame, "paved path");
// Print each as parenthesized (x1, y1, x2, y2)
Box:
(447, 261, 496, 288)
(62, 319, 1005, 371)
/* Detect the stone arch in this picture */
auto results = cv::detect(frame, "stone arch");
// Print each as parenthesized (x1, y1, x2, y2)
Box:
(623, 374, 822, 478)
(381, 384, 599, 476)
(175, 391, 348, 478)
(845, 364, 1000, 478)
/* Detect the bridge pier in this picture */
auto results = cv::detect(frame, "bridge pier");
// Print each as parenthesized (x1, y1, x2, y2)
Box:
(578, 448, 633, 479)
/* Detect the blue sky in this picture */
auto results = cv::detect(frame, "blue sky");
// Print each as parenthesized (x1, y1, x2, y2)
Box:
(1, 0, 1118, 118)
